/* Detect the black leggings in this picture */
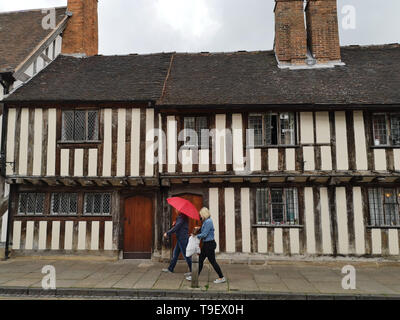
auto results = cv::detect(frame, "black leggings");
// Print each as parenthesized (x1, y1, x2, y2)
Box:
(198, 240, 224, 278)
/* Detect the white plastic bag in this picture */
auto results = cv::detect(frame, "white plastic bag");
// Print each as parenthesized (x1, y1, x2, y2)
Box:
(186, 235, 201, 257)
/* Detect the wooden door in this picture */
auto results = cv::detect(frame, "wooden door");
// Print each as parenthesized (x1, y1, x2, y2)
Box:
(171, 194, 203, 259)
(123, 196, 153, 259)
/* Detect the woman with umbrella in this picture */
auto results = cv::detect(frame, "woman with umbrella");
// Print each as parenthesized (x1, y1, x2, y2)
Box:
(162, 197, 199, 274)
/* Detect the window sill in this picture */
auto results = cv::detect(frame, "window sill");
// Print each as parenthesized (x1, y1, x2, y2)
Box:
(366, 225, 400, 229)
(252, 224, 303, 229)
(57, 141, 102, 148)
(370, 146, 400, 149)
(249, 145, 301, 149)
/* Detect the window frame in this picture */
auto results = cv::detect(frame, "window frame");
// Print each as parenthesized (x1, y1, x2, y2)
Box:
(372, 112, 400, 147)
(50, 192, 78, 216)
(182, 115, 209, 149)
(368, 187, 400, 227)
(83, 193, 112, 216)
(61, 109, 100, 143)
(17, 193, 45, 216)
(248, 112, 297, 147)
(255, 187, 299, 226)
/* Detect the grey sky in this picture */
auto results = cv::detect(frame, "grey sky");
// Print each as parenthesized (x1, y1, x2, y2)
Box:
(1, 0, 399, 55)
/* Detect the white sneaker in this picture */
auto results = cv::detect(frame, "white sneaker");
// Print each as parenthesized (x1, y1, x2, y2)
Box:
(213, 277, 226, 284)
(184, 272, 191, 277)
(186, 275, 192, 281)
(162, 268, 172, 273)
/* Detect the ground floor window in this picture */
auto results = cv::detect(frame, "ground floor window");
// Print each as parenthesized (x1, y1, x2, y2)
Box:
(255, 188, 299, 225)
(15, 190, 113, 217)
(51, 193, 78, 215)
(18, 193, 45, 215)
(84, 193, 111, 215)
(368, 188, 400, 226)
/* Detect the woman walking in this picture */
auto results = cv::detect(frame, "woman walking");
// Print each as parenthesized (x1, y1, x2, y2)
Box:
(186, 207, 225, 284)
(162, 212, 192, 274)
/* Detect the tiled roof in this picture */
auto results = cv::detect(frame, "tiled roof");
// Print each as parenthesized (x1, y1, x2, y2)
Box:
(0, 7, 66, 73)
(160, 44, 400, 106)
(5, 44, 400, 106)
(6, 53, 174, 102)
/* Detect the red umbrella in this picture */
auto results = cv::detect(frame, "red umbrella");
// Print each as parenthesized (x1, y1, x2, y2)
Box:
(167, 197, 200, 221)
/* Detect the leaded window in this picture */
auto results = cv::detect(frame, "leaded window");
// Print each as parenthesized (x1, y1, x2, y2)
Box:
(84, 193, 111, 215)
(368, 188, 400, 226)
(62, 110, 99, 142)
(183, 116, 208, 148)
(248, 112, 296, 147)
(255, 188, 299, 225)
(18, 193, 45, 215)
(372, 113, 400, 146)
(51, 193, 78, 215)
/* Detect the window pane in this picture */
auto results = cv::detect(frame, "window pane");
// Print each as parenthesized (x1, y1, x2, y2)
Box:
(249, 115, 263, 146)
(285, 188, 298, 225)
(266, 114, 278, 145)
(256, 188, 269, 224)
(27, 193, 36, 214)
(184, 117, 197, 146)
(93, 194, 102, 214)
(74, 111, 86, 141)
(373, 114, 388, 146)
(85, 194, 93, 214)
(197, 117, 208, 149)
(35, 194, 45, 215)
(87, 111, 99, 141)
(18, 194, 27, 214)
(270, 189, 284, 224)
(102, 194, 111, 214)
(60, 194, 69, 214)
(62, 111, 74, 141)
(69, 194, 77, 214)
(383, 189, 398, 226)
(368, 188, 384, 226)
(51, 193, 60, 215)
(280, 113, 295, 145)
(390, 114, 400, 146)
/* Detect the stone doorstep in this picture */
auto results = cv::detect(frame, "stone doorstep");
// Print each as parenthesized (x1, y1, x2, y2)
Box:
(1, 287, 399, 300)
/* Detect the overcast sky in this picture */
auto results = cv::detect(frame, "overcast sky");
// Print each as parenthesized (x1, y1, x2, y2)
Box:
(1, 0, 399, 55)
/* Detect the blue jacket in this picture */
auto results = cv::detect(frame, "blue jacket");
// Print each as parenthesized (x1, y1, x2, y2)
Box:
(167, 214, 189, 241)
(197, 218, 215, 242)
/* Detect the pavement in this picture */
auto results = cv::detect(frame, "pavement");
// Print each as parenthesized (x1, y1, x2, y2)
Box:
(0, 257, 400, 299)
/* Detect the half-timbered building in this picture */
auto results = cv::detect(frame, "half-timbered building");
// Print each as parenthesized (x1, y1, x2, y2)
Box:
(0, 6, 69, 258)
(1, 0, 400, 260)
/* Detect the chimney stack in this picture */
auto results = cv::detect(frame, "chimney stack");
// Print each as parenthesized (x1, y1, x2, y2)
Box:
(62, 0, 98, 57)
(274, 0, 308, 65)
(274, 0, 343, 68)
(305, 0, 341, 63)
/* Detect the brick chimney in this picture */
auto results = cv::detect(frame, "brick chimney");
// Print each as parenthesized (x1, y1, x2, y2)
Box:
(274, 0, 343, 68)
(305, 0, 341, 63)
(62, 0, 98, 56)
(274, 0, 308, 65)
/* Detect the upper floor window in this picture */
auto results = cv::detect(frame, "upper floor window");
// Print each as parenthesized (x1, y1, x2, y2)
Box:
(183, 116, 208, 148)
(372, 113, 400, 146)
(248, 112, 296, 147)
(62, 110, 99, 142)
(368, 188, 400, 226)
(255, 188, 299, 225)
(18, 193, 45, 215)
